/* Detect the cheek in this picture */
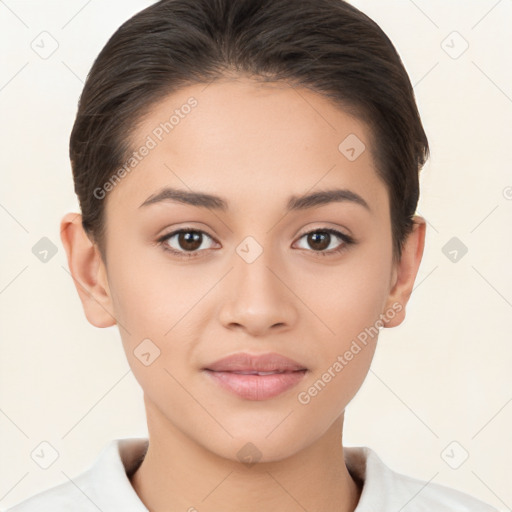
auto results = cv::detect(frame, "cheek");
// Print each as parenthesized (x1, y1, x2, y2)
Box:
(294, 268, 386, 419)
(106, 261, 194, 403)
(296, 341, 377, 435)
(105, 247, 208, 371)
(292, 242, 391, 409)
(107, 242, 202, 332)
(298, 248, 392, 341)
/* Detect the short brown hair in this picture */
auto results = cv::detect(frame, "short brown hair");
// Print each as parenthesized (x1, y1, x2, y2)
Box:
(69, 0, 429, 264)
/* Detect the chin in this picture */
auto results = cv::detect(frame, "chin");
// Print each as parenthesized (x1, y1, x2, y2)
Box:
(195, 428, 310, 466)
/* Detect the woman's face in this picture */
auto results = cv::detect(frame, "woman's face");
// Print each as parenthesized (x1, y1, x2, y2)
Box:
(93, 77, 417, 462)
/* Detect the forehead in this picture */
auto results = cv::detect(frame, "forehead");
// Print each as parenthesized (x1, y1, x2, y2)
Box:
(107, 77, 388, 218)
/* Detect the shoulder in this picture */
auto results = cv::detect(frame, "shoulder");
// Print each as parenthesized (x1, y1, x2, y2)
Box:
(382, 465, 499, 511)
(3, 437, 149, 512)
(345, 446, 499, 512)
(3, 473, 101, 512)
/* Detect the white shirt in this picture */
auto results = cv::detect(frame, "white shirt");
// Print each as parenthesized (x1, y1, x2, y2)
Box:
(5, 437, 498, 511)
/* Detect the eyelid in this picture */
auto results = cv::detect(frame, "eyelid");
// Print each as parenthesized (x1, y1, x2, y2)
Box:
(157, 225, 355, 258)
(293, 227, 354, 253)
(157, 227, 218, 255)
(296, 225, 353, 241)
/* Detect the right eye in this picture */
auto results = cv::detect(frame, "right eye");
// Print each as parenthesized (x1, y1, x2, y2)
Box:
(157, 228, 218, 258)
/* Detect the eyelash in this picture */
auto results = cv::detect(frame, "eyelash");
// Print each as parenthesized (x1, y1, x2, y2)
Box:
(156, 227, 355, 259)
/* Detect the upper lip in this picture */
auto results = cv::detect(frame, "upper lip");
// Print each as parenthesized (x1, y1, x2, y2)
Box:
(204, 352, 307, 372)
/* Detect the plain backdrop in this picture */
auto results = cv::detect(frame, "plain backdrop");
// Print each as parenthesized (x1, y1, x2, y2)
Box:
(1, 0, 511, 510)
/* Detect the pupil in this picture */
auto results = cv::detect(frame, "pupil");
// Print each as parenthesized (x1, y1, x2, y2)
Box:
(309, 232, 329, 251)
(180, 231, 201, 251)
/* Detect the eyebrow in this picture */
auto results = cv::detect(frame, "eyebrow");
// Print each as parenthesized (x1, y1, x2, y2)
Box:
(139, 186, 371, 213)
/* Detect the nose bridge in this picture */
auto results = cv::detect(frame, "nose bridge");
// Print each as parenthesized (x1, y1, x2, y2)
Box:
(234, 233, 285, 303)
(218, 232, 297, 333)
(237, 236, 278, 290)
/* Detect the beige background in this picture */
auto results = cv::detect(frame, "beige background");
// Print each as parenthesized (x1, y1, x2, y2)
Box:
(1, 0, 511, 510)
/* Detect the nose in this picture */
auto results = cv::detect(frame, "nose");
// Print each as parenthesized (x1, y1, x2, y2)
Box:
(217, 243, 298, 337)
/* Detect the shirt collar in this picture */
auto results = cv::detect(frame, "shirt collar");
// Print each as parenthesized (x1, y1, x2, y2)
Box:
(79, 437, 149, 512)
(86, 437, 384, 511)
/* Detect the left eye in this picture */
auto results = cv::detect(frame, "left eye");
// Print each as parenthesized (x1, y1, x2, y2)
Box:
(294, 228, 354, 255)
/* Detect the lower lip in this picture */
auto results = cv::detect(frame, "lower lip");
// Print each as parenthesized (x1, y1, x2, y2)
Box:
(203, 369, 308, 400)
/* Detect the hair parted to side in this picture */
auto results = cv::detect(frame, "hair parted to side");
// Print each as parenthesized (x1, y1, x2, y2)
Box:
(69, 0, 429, 265)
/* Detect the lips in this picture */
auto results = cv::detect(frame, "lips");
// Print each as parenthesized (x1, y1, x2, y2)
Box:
(203, 352, 307, 373)
(202, 352, 308, 400)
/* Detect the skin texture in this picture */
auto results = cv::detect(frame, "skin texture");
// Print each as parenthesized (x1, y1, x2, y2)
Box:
(60, 76, 426, 512)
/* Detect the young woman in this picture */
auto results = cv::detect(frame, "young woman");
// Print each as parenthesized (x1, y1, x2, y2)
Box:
(7, 0, 498, 510)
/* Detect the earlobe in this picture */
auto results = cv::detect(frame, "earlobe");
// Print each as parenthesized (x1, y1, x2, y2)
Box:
(60, 212, 117, 328)
(382, 215, 426, 328)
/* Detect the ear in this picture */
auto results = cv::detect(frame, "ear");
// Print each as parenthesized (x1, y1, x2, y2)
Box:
(60, 212, 117, 328)
(382, 215, 426, 328)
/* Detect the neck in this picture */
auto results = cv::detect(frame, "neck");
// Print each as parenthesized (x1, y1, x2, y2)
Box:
(130, 398, 362, 512)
